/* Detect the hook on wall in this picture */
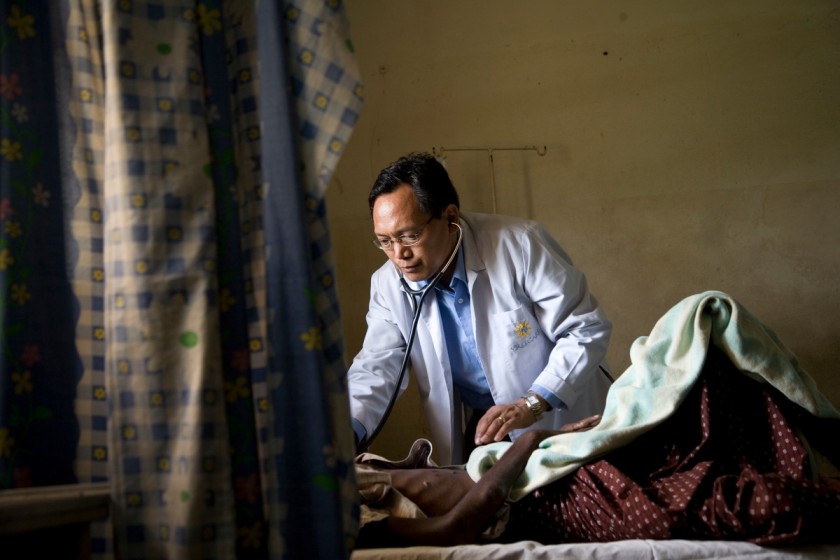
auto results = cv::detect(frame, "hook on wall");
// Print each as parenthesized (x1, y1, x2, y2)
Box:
(431, 145, 548, 213)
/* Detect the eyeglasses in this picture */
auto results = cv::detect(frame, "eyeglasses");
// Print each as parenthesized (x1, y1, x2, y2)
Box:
(372, 216, 435, 251)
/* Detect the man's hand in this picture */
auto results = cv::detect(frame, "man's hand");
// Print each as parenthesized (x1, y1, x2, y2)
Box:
(475, 402, 601, 446)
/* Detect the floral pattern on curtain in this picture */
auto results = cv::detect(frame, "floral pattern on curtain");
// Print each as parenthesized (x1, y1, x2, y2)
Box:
(0, 1, 363, 558)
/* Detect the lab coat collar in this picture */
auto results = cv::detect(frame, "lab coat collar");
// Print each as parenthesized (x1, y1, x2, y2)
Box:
(457, 214, 486, 289)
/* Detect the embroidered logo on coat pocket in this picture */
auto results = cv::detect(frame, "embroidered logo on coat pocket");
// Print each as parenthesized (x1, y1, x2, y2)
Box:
(513, 320, 531, 337)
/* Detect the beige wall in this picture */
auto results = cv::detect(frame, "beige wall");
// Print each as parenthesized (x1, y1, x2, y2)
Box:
(326, 0, 840, 459)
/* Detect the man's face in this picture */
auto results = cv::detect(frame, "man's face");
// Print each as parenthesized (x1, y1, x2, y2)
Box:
(372, 184, 459, 282)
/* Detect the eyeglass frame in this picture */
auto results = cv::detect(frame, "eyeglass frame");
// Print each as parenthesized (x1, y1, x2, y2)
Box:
(371, 215, 436, 251)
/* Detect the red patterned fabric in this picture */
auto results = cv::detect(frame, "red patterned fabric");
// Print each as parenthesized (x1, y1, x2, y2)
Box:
(503, 348, 840, 545)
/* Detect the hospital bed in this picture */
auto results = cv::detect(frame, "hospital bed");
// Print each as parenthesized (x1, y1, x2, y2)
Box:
(350, 292, 840, 559)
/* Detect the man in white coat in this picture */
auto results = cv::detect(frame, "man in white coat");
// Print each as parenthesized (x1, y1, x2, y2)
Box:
(349, 153, 612, 464)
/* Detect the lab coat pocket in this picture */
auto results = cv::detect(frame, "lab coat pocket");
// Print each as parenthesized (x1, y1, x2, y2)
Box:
(492, 307, 552, 380)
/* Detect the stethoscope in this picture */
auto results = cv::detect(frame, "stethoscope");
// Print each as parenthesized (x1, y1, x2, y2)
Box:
(356, 222, 464, 453)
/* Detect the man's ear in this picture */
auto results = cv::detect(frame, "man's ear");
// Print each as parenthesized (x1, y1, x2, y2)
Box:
(445, 204, 460, 225)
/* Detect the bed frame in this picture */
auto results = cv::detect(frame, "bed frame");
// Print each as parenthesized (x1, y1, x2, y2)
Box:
(351, 539, 840, 559)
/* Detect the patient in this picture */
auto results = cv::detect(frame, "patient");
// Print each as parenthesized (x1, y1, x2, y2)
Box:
(355, 346, 840, 549)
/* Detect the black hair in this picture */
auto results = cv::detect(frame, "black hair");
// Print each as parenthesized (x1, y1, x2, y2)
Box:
(368, 152, 460, 217)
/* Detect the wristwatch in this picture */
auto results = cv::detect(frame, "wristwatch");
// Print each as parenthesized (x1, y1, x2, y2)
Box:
(521, 392, 543, 420)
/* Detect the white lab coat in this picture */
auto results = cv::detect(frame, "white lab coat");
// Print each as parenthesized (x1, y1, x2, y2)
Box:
(348, 212, 612, 464)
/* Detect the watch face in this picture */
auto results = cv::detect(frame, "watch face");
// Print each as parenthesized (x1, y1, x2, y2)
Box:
(523, 394, 542, 417)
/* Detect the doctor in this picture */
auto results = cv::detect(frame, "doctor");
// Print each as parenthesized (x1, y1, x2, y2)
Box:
(348, 152, 612, 464)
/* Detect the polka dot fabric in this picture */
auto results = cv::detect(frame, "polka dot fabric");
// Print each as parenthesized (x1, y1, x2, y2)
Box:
(502, 347, 840, 545)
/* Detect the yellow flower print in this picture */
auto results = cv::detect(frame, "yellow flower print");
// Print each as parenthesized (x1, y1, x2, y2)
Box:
(92, 446, 107, 461)
(12, 371, 32, 394)
(224, 375, 250, 403)
(219, 288, 236, 312)
(32, 183, 50, 206)
(122, 425, 137, 440)
(93, 386, 106, 400)
(5, 221, 22, 238)
(7, 5, 35, 40)
(249, 338, 262, 352)
(0, 139, 23, 161)
(514, 320, 531, 338)
(300, 327, 322, 351)
(131, 193, 146, 207)
(299, 50, 313, 65)
(0, 428, 14, 457)
(157, 456, 170, 471)
(196, 4, 222, 35)
(354, 84, 365, 98)
(247, 126, 260, 140)
(11, 103, 27, 122)
(126, 128, 141, 142)
(167, 227, 181, 241)
(126, 492, 141, 506)
(135, 260, 149, 274)
(0, 248, 14, 270)
(286, 7, 299, 21)
(258, 398, 268, 412)
(80, 88, 92, 102)
(158, 98, 173, 111)
(314, 94, 328, 109)
(92, 267, 104, 282)
(93, 327, 105, 340)
(329, 138, 343, 154)
(121, 62, 135, 77)
(10, 283, 30, 304)
(238, 69, 251, 83)
(90, 208, 102, 222)
(149, 392, 164, 406)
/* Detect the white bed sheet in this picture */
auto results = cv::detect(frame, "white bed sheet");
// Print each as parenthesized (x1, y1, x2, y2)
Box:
(351, 539, 840, 559)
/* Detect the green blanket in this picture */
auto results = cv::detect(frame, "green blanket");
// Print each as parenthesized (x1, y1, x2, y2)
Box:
(466, 291, 840, 500)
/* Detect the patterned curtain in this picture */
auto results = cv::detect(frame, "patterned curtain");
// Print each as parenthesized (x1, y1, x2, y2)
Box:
(0, 1, 363, 558)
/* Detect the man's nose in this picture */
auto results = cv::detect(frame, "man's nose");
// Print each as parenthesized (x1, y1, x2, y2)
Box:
(393, 242, 412, 259)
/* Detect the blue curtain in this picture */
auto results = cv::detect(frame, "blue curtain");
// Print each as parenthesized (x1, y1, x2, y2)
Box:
(0, 1, 363, 558)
